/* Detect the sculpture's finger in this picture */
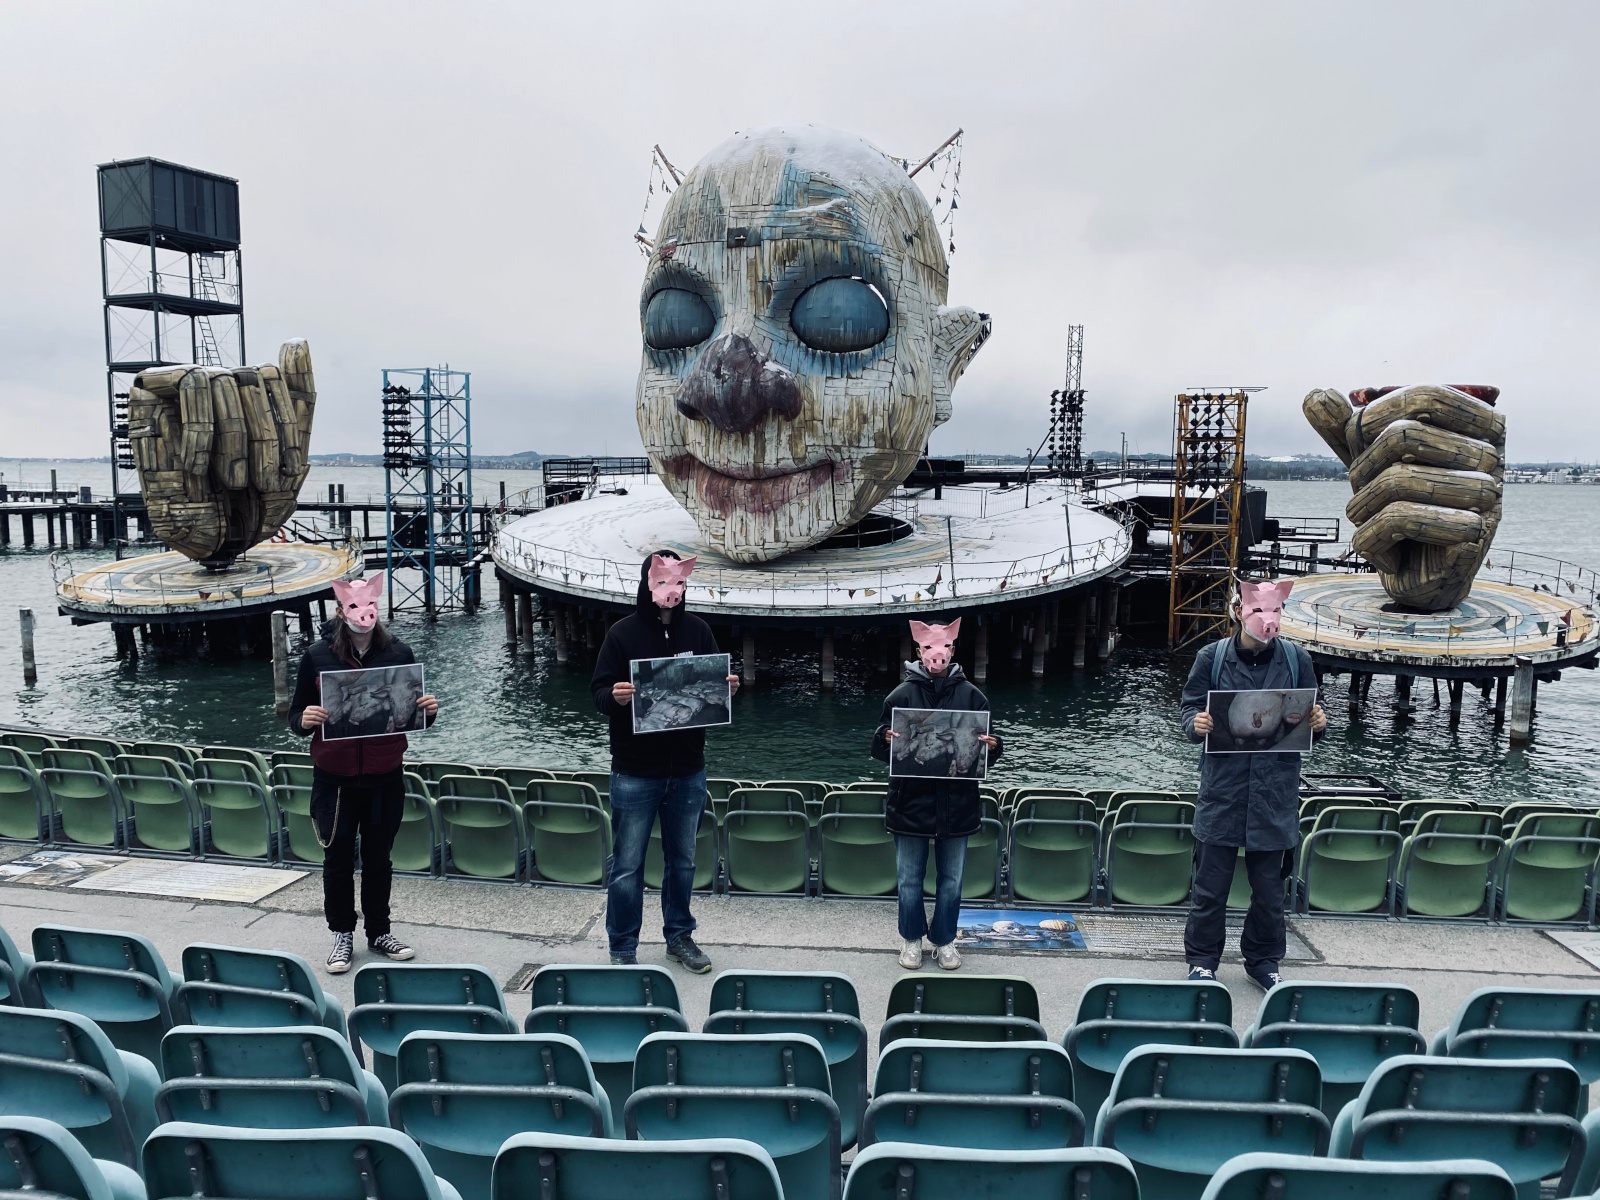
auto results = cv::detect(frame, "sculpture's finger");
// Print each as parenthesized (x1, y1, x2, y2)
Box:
(1347, 463, 1500, 527)
(1347, 419, 1502, 494)
(208, 370, 250, 491)
(176, 368, 217, 489)
(1347, 384, 1505, 457)
(1351, 500, 1485, 574)
(234, 366, 293, 544)
(1301, 388, 1357, 466)
(278, 339, 316, 482)
(260, 365, 303, 479)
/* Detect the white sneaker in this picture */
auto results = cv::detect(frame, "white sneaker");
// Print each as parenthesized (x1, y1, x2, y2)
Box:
(898, 938, 924, 969)
(934, 943, 961, 971)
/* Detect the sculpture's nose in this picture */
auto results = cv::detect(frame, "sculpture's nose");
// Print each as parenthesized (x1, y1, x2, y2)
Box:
(677, 334, 803, 435)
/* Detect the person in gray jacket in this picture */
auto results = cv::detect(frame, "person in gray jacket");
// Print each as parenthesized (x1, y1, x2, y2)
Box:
(1179, 579, 1327, 991)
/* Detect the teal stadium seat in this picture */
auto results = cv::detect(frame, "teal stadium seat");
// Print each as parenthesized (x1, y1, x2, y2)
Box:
(492, 1133, 783, 1200)
(174, 943, 347, 1036)
(154, 1025, 387, 1129)
(882, 974, 1046, 1045)
(1199, 1152, 1517, 1200)
(844, 1144, 1141, 1200)
(349, 964, 514, 1093)
(0, 1115, 148, 1200)
(0, 922, 38, 1006)
(29, 926, 177, 1064)
(1430, 987, 1600, 1091)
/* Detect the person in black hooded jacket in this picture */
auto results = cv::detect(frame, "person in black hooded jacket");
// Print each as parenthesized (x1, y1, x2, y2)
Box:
(871, 616, 1002, 972)
(590, 550, 739, 973)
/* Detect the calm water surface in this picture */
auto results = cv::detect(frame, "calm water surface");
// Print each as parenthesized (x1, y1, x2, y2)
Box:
(1, 469, 1596, 802)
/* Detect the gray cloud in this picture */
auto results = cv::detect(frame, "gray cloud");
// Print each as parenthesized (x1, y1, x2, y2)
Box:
(1, 0, 1594, 465)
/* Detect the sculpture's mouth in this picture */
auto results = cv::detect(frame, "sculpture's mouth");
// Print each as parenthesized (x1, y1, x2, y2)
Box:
(661, 454, 840, 518)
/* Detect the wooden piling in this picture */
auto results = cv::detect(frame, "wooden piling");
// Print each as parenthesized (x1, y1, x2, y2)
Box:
(270, 610, 291, 715)
(501, 580, 517, 644)
(1097, 581, 1120, 660)
(22, 516, 34, 549)
(517, 593, 535, 652)
(1509, 656, 1535, 744)
(552, 604, 570, 664)
(742, 630, 758, 687)
(1072, 599, 1088, 669)
(20, 609, 37, 685)
(1031, 604, 1049, 678)
(1394, 674, 1414, 716)
(820, 631, 835, 690)
(973, 620, 989, 683)
(1448, 679, 1465, 727)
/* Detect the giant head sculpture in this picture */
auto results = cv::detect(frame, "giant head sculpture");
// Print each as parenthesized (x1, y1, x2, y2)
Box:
(636, 126, 990, 563)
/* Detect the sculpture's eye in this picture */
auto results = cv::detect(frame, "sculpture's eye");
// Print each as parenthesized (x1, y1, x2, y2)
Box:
(643, 288, 715, 350)
(790, 277, 889, 353)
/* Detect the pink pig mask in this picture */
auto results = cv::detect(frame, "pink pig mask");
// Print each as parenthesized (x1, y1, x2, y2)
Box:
(1238, 579, 1292, 643)
(647, 554, 696, 609)
(332, 573, 385, 631)
(909, 618, 962, 674)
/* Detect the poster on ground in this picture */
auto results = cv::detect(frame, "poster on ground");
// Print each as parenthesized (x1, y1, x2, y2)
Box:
(318, 664, 428, 741)
(889, 707, 990, 780)
(630, 653, 732, 734)
(955, 909, 1087, 951)
(1205, 687, 1317, 754)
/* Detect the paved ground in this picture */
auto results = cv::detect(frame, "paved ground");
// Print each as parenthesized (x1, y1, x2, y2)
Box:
(4, 847, 1595, 1056)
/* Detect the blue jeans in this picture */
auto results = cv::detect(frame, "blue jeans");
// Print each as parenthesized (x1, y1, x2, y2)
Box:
(894, 834, 967, 947)
(606, 770, 707, 956)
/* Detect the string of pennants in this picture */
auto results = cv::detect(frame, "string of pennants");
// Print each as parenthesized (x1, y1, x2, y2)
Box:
(1331, 608, 1576, 639)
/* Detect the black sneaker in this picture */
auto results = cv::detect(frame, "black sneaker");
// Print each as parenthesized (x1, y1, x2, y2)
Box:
(666, 936, 712, 974)
(326, 932, 354, 975)
(1247, 965, 1283, 993)
(1186, 964, 1219, 983)
(368, 933, 415, 961)
(609, 952, 638, 966)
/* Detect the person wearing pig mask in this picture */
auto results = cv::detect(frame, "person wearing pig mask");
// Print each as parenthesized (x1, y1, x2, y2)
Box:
(590, 550, 740, 973)
(872, 617, 1003, 971)
(1180, 578, 1327, 992)
(287, 572, 439, 975)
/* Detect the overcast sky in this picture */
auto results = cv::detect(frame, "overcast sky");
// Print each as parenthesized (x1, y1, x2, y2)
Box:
(3, 1, 1596, 465)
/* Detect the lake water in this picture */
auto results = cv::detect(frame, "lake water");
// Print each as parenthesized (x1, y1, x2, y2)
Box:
(2, 466, 1597, 802)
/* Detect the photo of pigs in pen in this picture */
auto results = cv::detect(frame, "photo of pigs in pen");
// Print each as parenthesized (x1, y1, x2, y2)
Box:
(1205, 687, 1318, 754)
(630, 653, 733, 735)
(318, 664, 428, 742)
(889, 707, 991, 780)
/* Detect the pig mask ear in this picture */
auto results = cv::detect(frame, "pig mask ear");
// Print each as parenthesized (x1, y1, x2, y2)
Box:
(908, 618, 962, 646)
(648, 554, 696, 586)
(333, 573, 385, 608)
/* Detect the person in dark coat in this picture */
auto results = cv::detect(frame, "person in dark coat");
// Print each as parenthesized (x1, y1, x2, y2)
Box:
(871, 617, 1003, 971)
(590, 551, 739, 973)
(1179, 579, 1326, 991)
(286, 573, 438, 975)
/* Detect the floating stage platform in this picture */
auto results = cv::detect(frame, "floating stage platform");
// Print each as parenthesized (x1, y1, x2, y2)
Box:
(1279, 558, 1600, 743)
(493, 473, 1133, 685)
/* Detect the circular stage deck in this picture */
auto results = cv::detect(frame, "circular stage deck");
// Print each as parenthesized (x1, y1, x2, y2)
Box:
(1280, 570, 1600, 674)
(495, 474, 1131, 623)
(56, 542, 362, 624)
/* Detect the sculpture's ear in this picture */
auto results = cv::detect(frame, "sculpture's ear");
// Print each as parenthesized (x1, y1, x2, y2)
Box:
(929, 306, 990, 427)
(943, 617, 962, 641)
(908, 620, 933, 644)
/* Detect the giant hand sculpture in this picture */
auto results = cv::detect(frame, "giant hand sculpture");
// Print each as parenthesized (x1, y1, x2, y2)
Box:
(128, 340, 316, 569)
(1303, 383, 1504, 611)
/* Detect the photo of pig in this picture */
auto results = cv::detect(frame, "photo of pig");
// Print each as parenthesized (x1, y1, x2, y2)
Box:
(319, 664, 428, 742)
(1205, 687, 1318, 754)
(630, 653, 733, 735)
(889, 707, 991, 780)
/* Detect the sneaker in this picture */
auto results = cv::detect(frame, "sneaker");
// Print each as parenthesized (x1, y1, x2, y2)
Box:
(368, 933, 415, 962)
(1247, 965, 1283, 993)
(933, 943, 961, 971)
(1186, 964, 1218, 982)
(326, 932, 354, 975)
(666, 936, 712, 974)
(609, 952, 638, 966)
(898, 938, 924, 970)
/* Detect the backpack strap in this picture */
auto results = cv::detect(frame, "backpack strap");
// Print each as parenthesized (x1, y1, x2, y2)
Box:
(1213, 637, 1304, 690)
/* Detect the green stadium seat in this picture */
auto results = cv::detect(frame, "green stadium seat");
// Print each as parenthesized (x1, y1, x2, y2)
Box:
(1095, 1045, 1328, 1200)
(349, 964, 514, 1093)
(1396, 797, 1477, 835)
(173, 943, 347, 1036)
(0, 745, 49, 842)
(1396, 811, 1504, 919)
(625, 1032, 841, 1200)
(524, 964, 687, 1133)
(930, 816, 1001, 900)
(525, 781, 610, 885)
(1430, 987, 1600, 1090)
(1497, 811, 1600, 924)
(0, 1115, 147, 1200)
(391, 1031, 610, 1200)
(845, 1144, 1140, 1200)
(1008, 795, 1102, 904)
(66, 736, 125, 762)
(864, 1038, 1083, 1150)
(154, 1025, 386, 1128)
(269, 762, 314, 790)
(1295, 805, 1400, 915)
(724, 808, 810, 894)
(393, 776, 442, 876)
(415, 761, 481, 797)
(191, 758, 277, 862)
(1065, 978, 1237, 1130)
(271, 783, 322, 866)
(1104, 800, 1194, 907)
(493, 1133, 783, 1200)
(29, 926, 176, 1064)
(763, 779, 832, 807)
(882, 975, 1047, 1044)
(40, 748, 127, 849)
(568, 771, 612, 800)
(269, 749, 312, 769)
(437, 775, 527, 881)
(1243, 981, 1425, 1118)
(818, 812, 897, 896)
(0, 1006, 160, 1167)
(131, 742, 196, 775)
(0, 729, 59, 768)
(141, 1123, 463, 1200)
(486, 765, 556, 804)
(1199, 1152, 1517, 1200)
(199, 746, 268, 776)
(114, 755, 200, 855)
(1328, 1055, 1585, 1199)
(645, 805, 720, 892)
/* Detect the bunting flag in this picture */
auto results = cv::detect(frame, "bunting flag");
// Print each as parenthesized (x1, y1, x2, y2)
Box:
(847, 589, 857, 598)
(1566, 580, 1576, 593)
(1492, 615, 1509, 632)
(1353, 626, 1368, 638)
(891, 594, 906, 603)
(1537, 620, 1550, 635)
(1561, 609, 1574, 626)
(1449, 624, 1465, 636)
(864, 588, 877, 598)
(1400, 622, 1417, 635)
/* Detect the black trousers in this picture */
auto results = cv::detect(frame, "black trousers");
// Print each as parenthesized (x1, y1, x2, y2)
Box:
(1183, 839, 1289, 972)
(311, 766, 404, 938)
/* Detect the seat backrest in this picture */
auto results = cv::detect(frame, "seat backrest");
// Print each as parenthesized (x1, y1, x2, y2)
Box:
(1075, 978, 1234, 1026)
(31, 925, 173, 991)
(532, 780, 603, 807)
(1015, 794, 1096, 822)
(353, 963, 507, 1012)
(41, 748, 113, 778)
(0, 730, 59, 762)
(1108, 1045, 1320, 1108)
(1256, 981, 1420, 1031)
(1509, 811, 1600, 844)
(632, 1032, 831, 1092)
(1109, 799, 1194, 827)
(193, 758, 267, 789)
(822, 791, 883, 817)
(1415, 809, 1501, 838)
(67, 737, 124, 761)
(494, 1133, 784, 1200)
(762, 780, 831, 805)
(142, 1122, 448, 1200)
(1201, 1152, 1516, 1200)
(0, 744, 35, 770)
(887, 975, 1042, 1022)
(180, 943, 323, 1003)
(529, 964, 680, 1011)
(1311, 805, 1399, 834)
(396, 1031, 599, 1092)
(1354, 1055, 1583, 1119)
(845, 781, 888, 792)
(132, 741, 195, 767)
(845, 1144, 1140, 1200)
(0, 1005, 127, 1090)
(438, 774, 515, 803)
(708, 970, 861, 1018)
(1106, 790, 1181, 813)
(0, 1115, 118, 1200)
(416, 761, 481, 784)
(114, 753, 189, 783)
(158, 1025, 363, 1087)
(1445, 987, 1600, 1050)
(729, 787, 805, 814)
(874, 1039, 1073, 1099)
(488, 766, 557, 793)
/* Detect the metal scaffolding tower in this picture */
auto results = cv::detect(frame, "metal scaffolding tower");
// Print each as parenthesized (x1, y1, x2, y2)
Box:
(1168, 390, 1250, 649)
(97, 158, 244, 556)
(381, 366, 476, 617)
(1049, 324, 1086, 476)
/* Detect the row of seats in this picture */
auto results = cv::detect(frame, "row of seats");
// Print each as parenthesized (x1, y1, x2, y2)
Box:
(0, 1117, 1547, 1200)
(4, 728, 1596, 926)
(5, 921, 1600, 1198)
